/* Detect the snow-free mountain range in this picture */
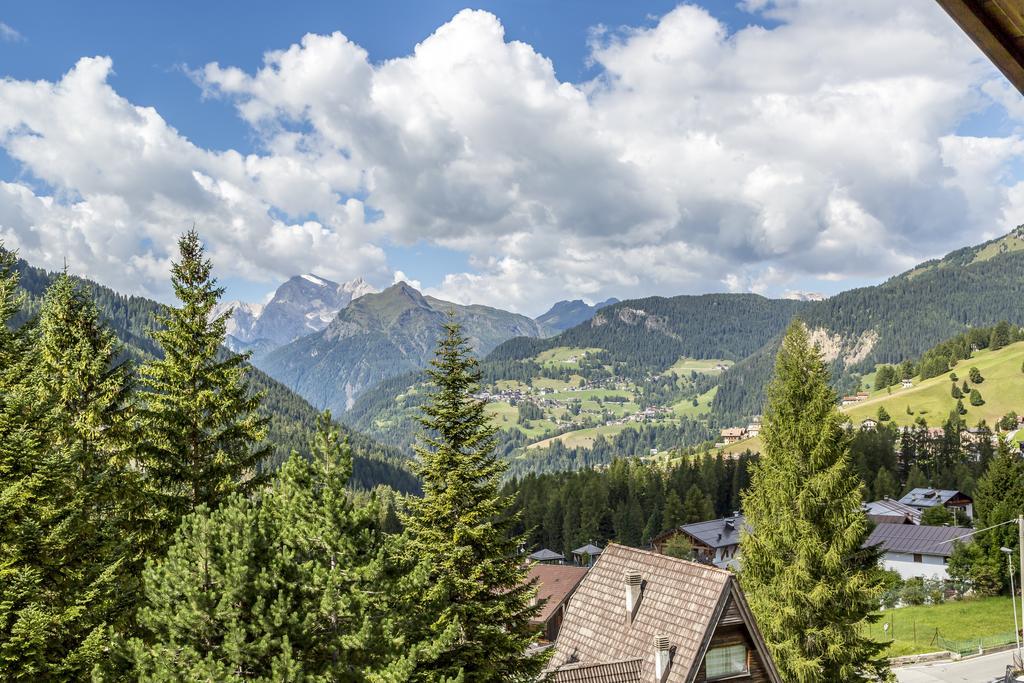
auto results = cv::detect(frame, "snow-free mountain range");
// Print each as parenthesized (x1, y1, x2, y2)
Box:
(10, 226, 1024, 480)
(214, 272, 618, 410)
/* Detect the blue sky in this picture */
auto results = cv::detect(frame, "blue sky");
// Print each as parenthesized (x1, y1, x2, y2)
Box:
(0, 0, 767, 303)
(0, 1, 1021, 314)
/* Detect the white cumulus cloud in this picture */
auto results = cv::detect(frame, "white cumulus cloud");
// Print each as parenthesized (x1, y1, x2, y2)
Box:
(0, 1, 1022, 313)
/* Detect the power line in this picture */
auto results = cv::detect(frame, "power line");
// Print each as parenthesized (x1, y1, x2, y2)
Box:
(937, 518, 1018, 545)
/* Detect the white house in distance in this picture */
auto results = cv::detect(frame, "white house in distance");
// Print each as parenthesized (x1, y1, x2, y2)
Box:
(865, 524, 968, 581)
(898, 488, 974, 521)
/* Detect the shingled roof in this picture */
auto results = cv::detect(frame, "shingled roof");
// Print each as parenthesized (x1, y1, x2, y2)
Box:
(549, 543, 781, 683)
(528, 564, 589, 624)
(678, 515, 746, 549)
(552, 659, 642, 683)
(866, 523, 970, 558)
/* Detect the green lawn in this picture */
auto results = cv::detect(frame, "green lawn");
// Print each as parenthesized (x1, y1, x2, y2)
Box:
(532, 377, 576, 391)
(535, 346, 602, 368)
(720, 434, 762, 456)
(844, 342, 1024, 427)
(869, 596, 1019, 657)
(662, 357, 732, 377)
(527, 421, 639, 450)
(971, 232, 1024, 264)
(672, 386, 718, 418)
(547, 388, 633, 402)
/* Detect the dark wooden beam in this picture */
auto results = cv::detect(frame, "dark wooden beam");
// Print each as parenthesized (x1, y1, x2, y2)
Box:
(936, 0, 1024, 95)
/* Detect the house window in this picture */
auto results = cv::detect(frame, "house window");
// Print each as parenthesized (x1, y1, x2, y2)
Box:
(913, 554, 923, 563)
(706, 644, 748, 679)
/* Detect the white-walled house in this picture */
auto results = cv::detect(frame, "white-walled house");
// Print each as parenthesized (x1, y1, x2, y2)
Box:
(865, 524, 968, 581)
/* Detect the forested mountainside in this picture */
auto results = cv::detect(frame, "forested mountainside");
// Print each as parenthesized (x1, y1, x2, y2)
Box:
(490, 294, 807, 371)
(713, 228, 1024, 419)
(258, 281, 544, 414)
(11, 258, 418, 493)
(344, 228, 1024, 476)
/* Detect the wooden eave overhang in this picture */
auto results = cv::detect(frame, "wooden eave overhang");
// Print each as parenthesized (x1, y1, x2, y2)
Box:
(936, 0, 1024, 94)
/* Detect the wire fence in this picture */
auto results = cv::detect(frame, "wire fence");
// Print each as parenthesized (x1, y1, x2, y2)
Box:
(859, 610, 1019, 658)
(937, 631, 1018, 656)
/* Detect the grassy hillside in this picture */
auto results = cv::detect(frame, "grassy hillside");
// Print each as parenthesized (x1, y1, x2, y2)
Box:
(346, 343, 718, 469)
(714, 228, 1024, 420)
(843, 341, 1024, 427)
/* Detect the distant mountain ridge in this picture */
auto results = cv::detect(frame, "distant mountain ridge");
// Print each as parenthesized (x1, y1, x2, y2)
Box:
(215, 273, 378, 354)
(257, 281, 544, 414)
(535, 298, 619, 335)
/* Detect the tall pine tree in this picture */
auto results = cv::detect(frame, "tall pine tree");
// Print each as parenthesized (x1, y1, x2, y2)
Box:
(0, 247, 49, 676)
(15, 275, 141, 677)
(125, 412, 409, 681)
(949, 438, 1024, 594)
(399, 316, 547, 682)
(139, 230, 268, 548)
(740, 321, 889, 682)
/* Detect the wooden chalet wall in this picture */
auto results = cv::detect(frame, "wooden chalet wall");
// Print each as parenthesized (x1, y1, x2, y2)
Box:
(693, 597, 774, 683)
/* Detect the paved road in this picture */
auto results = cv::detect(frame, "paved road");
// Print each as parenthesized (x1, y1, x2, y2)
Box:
(895, 650, 1016, 682)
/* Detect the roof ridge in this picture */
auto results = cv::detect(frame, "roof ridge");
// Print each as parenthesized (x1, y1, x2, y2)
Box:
(604, 542, 734, 576)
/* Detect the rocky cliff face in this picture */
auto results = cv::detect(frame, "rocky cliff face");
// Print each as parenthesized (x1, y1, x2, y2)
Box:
(216, 274, 379, 353)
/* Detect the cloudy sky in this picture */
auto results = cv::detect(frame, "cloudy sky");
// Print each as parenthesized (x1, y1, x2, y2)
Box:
(0, 0, 1021, 316)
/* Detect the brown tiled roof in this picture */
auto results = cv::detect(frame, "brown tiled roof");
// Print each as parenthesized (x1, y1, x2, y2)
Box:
(551, 659, 642, 683)
(549, 543, 732, 683)
(528, 564, 589, 624)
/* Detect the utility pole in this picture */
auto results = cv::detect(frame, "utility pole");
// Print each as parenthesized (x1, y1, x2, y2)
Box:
(1019, 515, 1024, 668)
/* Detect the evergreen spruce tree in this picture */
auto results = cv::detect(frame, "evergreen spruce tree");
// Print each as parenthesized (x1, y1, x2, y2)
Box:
(126, 413, 409, 681)
(953, 438, 1024, 591)
(990, 320, 1011, 350)
(399, 316, 547, 682)
(0, 247, 49, 675)
(682, 484, 714, 522)
(7, 275, 141, 677)
(740, 321, 889, 682)
(662, 489, 685, 530)
(139, 230, 268, 548)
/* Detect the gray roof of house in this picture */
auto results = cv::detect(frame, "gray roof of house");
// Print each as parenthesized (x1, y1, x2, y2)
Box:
(865, 523, 970, 558)
(573, 543, 604, 556)
(863, 498, 922, 524)
(678, 515, 746, 549)
(530, 548, 566, 562)
(898, 488, 970, 509)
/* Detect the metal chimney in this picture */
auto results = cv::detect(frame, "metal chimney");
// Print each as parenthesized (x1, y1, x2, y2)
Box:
(654, 635, 671, 681)
(625, 570, 642, 623)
